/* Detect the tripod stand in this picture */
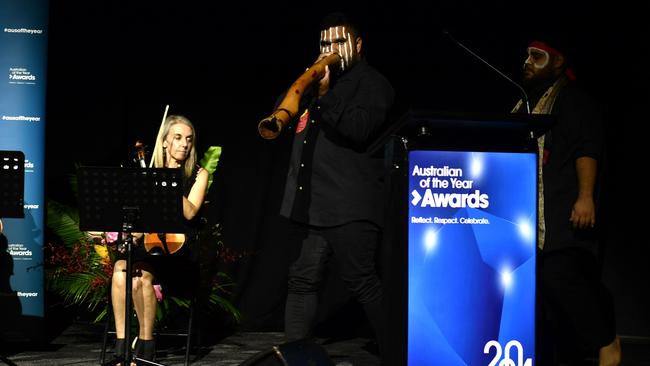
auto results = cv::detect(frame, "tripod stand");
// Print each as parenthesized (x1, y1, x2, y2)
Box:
(78, 166, 184, 366)
(0, 151, 24, 366)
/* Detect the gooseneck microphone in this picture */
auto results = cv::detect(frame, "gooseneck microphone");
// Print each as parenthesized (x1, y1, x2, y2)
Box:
(442, 29, 531, 114)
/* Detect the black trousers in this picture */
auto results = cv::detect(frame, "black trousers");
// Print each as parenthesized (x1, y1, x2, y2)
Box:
(537, 247, 616, 364)
(284, 221, 385, 357)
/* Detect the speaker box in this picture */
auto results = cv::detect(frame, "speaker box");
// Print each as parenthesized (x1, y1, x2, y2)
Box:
(239, 339, 333, 366)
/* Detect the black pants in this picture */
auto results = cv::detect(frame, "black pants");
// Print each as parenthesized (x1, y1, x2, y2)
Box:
(284, 221, 385, 357)
(537, 247, 616, 365)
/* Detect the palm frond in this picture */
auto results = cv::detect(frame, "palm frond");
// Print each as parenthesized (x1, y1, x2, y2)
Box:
(48, 272, 109, 310)
(94, 307, 109, 323)
(207, 292, 241, 322)
(46, 200, 84, 246)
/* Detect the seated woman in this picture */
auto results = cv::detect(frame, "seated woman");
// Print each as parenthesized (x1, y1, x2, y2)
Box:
(111, 115, 209, 363)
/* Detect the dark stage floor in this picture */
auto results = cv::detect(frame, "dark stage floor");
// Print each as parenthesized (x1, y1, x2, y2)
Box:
(3, 320, 650, 365)
(1, 320, 379, 366)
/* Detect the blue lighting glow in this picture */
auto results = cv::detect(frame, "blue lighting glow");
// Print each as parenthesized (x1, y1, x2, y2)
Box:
(500, 266, 514, 291)
(423, 228, 438, 256)
(470, 153, 484, 178)
(517, 217, 534, 244)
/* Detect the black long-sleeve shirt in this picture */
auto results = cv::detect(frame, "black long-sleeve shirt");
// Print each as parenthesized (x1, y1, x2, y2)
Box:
(280, 59, 395, 227)
(533, 80, 604, 252)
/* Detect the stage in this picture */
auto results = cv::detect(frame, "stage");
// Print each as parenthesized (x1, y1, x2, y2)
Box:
(3, 316, 650, 365)
(1, 319, 379, 366)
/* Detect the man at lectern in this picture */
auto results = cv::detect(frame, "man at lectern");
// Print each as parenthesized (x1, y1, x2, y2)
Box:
(512, 36, 621, 365)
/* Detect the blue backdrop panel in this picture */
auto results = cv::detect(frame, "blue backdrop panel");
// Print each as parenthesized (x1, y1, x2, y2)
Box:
(408, 150, 536, 366)
(0, 0, 49, 340)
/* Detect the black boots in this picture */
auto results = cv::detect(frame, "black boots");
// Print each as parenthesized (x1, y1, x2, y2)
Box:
(114, 338, 126, 359)
(112, 337, 155, 365)
(135, 339, 156, 361)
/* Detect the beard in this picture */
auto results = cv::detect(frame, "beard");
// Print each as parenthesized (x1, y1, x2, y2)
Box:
(522, 66, 557, 91)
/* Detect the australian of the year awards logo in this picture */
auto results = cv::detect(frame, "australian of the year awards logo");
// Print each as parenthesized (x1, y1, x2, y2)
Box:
(8, 243, 33, 260)
(410, 164, 490, 209)
(8, 67, 37, 84)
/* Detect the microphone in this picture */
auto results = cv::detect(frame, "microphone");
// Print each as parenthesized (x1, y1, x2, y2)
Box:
(442, 29, 531, 114)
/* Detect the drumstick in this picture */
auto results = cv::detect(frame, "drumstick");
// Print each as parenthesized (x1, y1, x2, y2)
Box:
(150, 104, 169, 167)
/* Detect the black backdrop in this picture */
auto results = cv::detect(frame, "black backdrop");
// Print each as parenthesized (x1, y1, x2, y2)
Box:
(45, 0, 649, 339)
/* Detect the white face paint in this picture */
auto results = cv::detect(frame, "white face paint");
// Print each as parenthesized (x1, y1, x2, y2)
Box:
(524, 47, 550, 70)
(320, 25, 356, 71)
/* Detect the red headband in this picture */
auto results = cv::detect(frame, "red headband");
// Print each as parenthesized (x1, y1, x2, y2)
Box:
(529, 41, 563, 57)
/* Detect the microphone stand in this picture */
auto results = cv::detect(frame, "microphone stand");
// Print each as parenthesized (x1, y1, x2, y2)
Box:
(104, 219, 171, 366)
(442, 30, 531, 114)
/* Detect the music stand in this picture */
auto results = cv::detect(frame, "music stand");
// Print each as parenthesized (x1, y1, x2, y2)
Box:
(0, 151, 24, 220)
(77, 166, 185, 366)
(0, 151, 24, 366)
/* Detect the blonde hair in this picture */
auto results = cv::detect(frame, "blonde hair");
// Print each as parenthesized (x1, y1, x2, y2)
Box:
(151, 115, 197, 179)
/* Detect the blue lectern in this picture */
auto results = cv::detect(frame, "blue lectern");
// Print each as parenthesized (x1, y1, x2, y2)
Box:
(378, 111, 553, 366)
